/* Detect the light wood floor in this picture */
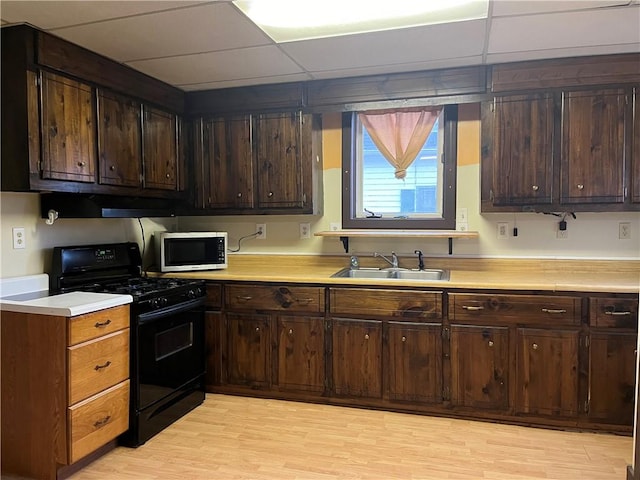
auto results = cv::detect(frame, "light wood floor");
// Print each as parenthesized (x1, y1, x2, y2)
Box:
(69, 394, 632, 480)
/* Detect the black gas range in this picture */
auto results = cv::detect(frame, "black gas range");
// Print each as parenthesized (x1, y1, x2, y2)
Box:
(50, 242, 206, 447)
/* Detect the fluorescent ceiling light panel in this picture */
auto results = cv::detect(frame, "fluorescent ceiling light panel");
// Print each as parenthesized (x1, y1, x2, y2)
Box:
(233, 0, 489, 42)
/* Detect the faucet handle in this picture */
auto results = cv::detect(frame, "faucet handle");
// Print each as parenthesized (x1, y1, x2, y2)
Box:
(350, 255, 360, 269)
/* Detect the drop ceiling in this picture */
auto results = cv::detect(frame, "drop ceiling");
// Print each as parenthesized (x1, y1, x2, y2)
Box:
(1, 0, 638, 91)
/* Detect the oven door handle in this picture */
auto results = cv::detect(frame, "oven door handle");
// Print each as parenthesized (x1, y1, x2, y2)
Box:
(137, 297, 205, 325)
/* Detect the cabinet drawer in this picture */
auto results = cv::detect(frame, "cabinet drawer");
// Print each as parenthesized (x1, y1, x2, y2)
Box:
(449, 293, 581, 326)
(68, 379, 129, 464)
(330, 288, 442, 320)
(225, 285, 324, 312)
(589, 297, 639, 328)
(68, 305, 129, 345)
(68, 329, 129, 404)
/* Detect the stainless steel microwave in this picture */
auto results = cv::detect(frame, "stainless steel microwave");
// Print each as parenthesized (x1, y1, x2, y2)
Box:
(155, 232, 227, 272)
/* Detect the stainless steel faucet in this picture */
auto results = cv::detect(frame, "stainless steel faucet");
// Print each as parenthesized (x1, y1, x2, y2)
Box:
(374, 251, 399, 268)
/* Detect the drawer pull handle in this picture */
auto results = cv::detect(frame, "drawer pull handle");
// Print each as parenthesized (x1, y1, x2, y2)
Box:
(94, 319, 112, 328)
(237, 296, 253, 302)
(93, 415, 111, 428)
(94, 361, 112, 371)
(604, 310, 632, 316)
(297, 298, 314, 304)
(462, 305, 484, 311)
(541, 308, 566, 314)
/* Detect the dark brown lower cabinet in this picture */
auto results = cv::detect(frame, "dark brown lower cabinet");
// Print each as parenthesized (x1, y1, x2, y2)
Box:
(331, 318, 382, 399)
(387, 322, 442, 403)
(516, 328, 580, 417)
(225, 313, 271, 388)
(450, 325, 509, 410)
(275, 315, 325, 393)
(589, 331, 637, 425)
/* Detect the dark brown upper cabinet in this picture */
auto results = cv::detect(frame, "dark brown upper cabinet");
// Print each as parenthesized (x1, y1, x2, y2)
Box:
(192, 111, 322, 215)
(1, 25, 185, 199)
(98, 89, 142, 187)
(481, 93, 555, 209)
(633, 87, 640, 204)
(560, 89, 627, 205)
(482, 87, 638, 212)
(143, 106, 179, 191)
(40, 71, 97, 183)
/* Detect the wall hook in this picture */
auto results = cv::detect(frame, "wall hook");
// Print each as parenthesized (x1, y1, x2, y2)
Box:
(45, 209, 59, 225)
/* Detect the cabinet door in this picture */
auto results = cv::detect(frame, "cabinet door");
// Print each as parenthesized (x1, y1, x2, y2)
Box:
(561, 88, 626, 204)
(97, 90, 141, 187)
(387, 322, 442, 403)
(332, 318, 382, 398)
(633, 87, 640, 203)
(489, 94, 554, 206)
(143, 106, 177, 190)
(276, 315, 325, 393)
(589, 331, 637, 425)
(41, 71, 96, 182)
(203, 116, 254, 208)
(225, 313, 271, 388)
(516, 328, 579, 417)
(450, 325, 509, 410)
(205, 311, 223, 388)
(255, 112, 305, 208)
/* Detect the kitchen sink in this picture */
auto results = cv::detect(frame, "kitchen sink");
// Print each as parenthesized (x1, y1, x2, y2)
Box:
(331, 267, 450, 281)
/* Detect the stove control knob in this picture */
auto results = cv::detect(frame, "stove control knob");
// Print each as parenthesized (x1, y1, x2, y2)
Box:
(187, 289, 197, 299)
(150, 298, 160, 310)
(159, 297, 168, 308)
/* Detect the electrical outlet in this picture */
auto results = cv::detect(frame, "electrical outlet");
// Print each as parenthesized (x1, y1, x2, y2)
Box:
(497, 222, 509, 239)
(619, 222, 631, 240)
(457, 222, 468, 232)
(255, 223, 266, 240)
(329, 222, 341, 232)
(557, 229, 568, 239)
(12, 227, 25, 249)
(299, 223, 311, 239)
(457, 208, 468, 223)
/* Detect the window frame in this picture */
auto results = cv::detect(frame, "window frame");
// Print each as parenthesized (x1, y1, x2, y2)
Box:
(341, 104, 458, 230)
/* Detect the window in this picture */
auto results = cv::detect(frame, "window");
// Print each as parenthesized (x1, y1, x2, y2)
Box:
(342, 104, 458, 229)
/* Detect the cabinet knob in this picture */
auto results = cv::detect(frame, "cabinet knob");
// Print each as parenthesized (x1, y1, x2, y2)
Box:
(77, 161, 86, 167)
(577, 184, 584, 190)
(288, 328, 293, 335)
(401, 336, 407, 342)
(364, 334, 370, 340)
(110, 165, 116, 171)
(268, 192, 274, 197)
(237, 192, 242, 198)
(532, 343, 539, 350)
(166, 173, 171, 178)
(532, 185, 539, 191)
(488, 340, 494, 347)
(255, 327, 260, 332)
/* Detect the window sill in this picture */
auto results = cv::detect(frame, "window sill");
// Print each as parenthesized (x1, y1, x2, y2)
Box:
(314, 229, 479, 254)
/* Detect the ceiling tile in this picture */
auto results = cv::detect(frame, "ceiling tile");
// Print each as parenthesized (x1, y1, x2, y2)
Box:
(125, 45, 305, 86)
(491, 0, 631, 17)
(280, 19, 487, 73)
(50, 3, 272, 62)
(488, 6, 640, 54)
(0, 1, 206, 29)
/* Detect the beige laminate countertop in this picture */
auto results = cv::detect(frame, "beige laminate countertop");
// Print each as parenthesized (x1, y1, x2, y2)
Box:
(156, 255, 640, 294)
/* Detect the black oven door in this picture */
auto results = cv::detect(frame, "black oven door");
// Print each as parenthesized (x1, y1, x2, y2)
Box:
(135, 298, 205, 411)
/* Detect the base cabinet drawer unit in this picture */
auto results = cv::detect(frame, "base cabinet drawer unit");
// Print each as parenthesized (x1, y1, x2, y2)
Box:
(1, 305, 130, 480)
(587, 296, 638, 426)
(219, 283, 326, 393)
(448, 293, 582, 419)
(329, 288, 444, 404)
